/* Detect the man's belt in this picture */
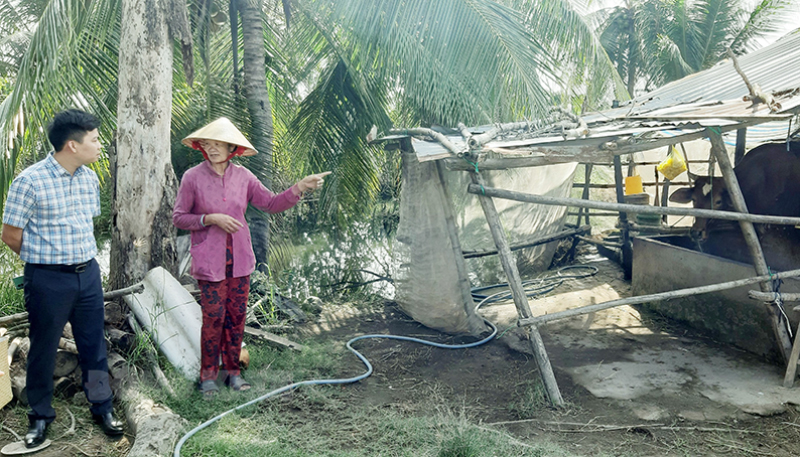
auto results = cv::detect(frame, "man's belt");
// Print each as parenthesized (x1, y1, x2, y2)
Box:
(29, 260, 92, 274)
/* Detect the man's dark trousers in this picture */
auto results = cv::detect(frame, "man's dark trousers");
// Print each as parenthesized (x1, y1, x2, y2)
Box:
(23, 259, 112, 422)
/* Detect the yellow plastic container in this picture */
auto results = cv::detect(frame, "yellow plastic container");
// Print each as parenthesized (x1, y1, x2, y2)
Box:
(624, 175, 643, 195)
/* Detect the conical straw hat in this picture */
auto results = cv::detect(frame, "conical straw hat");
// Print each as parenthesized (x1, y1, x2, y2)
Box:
(182, 117, 258, 156)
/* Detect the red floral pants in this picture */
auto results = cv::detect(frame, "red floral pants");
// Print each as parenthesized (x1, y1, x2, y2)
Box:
(197, 237, 249, 382)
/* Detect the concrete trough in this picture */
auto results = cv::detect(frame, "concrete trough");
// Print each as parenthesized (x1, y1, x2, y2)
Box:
(632, 235, 800, 362)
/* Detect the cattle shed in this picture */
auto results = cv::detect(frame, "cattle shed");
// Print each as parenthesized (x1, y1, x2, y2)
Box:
(376, 31, 800, 406)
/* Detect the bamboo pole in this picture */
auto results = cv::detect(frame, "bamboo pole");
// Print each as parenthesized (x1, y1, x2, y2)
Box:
(614, 156, 631, 277)
(580, 164, 593, 225)
(746, 290, 800, 387)
(748, 291, 800, 302)
(445, 120, 773, 172)
(388, 128, 463, 155)
(468, 170, 564, 406)
(784, 321, 800, 387)
(467, 121, 532, 149)
(706, 128, 793, 363)
(518, 268, 800, 327)
(435, 160, 487, 334)
(462, 226, 590, 259)
(706, 129, 769, 286)
(0, 312, 28, 327)
(464, 185, 800, 227)
(103, 283, 144, 300)
(583, 160, 710, 167)
(735, 128, 747, 166)
(457, 122, 472, 143)
(567, 211, 620, 218)
(571, 181, 692, 189)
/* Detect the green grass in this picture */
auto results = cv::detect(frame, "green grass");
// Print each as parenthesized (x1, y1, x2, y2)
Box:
(0, 243, 25, 316)
(177, 400, 571, 457)
(159, 337, 575, 457)
(508, 381, 549, 420)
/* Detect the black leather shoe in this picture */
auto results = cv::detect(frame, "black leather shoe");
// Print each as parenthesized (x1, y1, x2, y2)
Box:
(92, 412, 124, 436)
(24, 419, 48, 448)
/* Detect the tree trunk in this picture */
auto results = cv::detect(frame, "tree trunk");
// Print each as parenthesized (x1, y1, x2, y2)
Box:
(108, 351, 185, 457)
(112, 0, 179, 289)
(626, 15, 637, 98)
(239, 0, 273, 273)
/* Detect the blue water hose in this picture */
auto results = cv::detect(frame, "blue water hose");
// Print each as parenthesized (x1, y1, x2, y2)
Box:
(173, 265, 596, 455)
(174, 314, 498, 456)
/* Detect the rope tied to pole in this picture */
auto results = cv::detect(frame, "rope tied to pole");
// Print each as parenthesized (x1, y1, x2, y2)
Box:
(461, 155, 480, 174)
(768, 268, 793, 338)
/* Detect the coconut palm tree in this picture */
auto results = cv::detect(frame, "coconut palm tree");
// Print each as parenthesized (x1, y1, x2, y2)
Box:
(0, 0, 625, 273)
(0, 0, 120, 197)
(595, 0, 792, 96)
(280, 0, 626, 224)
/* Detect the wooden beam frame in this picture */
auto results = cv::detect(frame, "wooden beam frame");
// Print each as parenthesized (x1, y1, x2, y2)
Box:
(517, 269, 800, 327)
(706, 128, 793, 363)
(464, 185, 800, 227)
(444, 120, 768, 171)
(468, 170, 564, 406)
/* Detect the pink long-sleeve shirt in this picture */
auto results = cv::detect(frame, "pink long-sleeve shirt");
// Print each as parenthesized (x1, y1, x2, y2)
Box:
(173, 160, 301, 281)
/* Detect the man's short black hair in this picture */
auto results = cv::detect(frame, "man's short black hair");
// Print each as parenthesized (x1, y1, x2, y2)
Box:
(47, 109, 101, 152)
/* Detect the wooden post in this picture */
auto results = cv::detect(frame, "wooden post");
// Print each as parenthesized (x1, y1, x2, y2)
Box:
(436, 161, 488, 334)
(660, 146, 670, 223)
(734, 128, 747, 167)
(613, 156, 632, 279)
(784, 318, 800, 388)
(581, 164, 593, 226)
(468, 170, 564, 406)
(706, 128, 793, 363)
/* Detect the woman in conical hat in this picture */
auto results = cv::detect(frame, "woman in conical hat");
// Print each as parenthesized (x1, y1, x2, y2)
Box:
(173, 117, 330, 397)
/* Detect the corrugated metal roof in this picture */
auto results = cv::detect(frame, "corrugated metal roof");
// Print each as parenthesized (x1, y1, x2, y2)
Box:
(624, 31, 800, 115)
(387, 31, 800, 161)
(579, 30, 800, 145)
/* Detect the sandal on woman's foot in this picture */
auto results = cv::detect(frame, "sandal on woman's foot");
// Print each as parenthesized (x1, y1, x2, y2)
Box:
(226, 375, 251, 391)
(199, 380, 219, 399)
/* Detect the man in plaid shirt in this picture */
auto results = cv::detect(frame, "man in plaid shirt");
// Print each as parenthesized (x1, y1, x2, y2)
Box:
(1, 109, 123, 448)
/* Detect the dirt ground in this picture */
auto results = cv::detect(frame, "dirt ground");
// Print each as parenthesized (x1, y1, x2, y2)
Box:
(0, 407, 131, 457)
(2, 245, 800, 456)
(301, 245, 800, 457)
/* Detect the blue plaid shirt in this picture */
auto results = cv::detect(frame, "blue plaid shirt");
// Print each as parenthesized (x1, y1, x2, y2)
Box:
(2, 153, 100, 264)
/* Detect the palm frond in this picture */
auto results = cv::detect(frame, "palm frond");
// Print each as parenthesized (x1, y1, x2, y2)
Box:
(512, 0, 628, 107)
(286, 59, 387, 225)
(730, 0, 792, 53)
(0, 0, 120, 201)
(301, 0, 559, 125)
(690, 0, 739, 69)
(652, 33, 695, 85)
